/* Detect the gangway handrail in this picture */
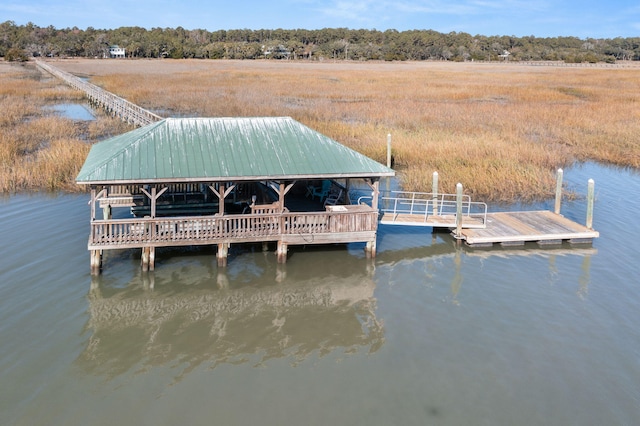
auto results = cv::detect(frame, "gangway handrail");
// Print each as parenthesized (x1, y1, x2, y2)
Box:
(355, 190, 488, 228)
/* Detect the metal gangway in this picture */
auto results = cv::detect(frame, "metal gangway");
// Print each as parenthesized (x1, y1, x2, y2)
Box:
(357, 190, 488, 229)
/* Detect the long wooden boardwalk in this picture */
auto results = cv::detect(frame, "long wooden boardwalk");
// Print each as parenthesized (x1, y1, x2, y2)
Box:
(35, 60, 162, 127)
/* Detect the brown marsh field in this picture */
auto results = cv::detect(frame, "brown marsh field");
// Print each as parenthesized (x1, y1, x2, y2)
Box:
(0, 61, 133, 192)
(3, 59, 640, 200)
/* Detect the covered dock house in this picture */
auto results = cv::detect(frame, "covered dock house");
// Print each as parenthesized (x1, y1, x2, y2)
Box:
(77, 117, 395, 274)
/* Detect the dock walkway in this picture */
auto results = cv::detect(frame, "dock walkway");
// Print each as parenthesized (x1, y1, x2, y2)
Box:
(374, 190, 488, 229)
(35, 60, 162, 127)
(369, 172, 598, 248)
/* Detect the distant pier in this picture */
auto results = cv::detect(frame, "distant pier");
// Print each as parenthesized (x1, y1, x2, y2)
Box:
(35, 60, 162, 127)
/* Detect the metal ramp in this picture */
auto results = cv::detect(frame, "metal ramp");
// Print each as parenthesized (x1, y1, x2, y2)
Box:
(357, 191, 488, 229)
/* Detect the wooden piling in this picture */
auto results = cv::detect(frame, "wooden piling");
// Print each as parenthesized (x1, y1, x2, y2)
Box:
(365, 240, 377, 258)
(141, 247, 155, 272)
(149, 247, 155, 271)
(432, 171, 439, 216)
(455, 183, 463, 238)
(90, 250, 102, 275)
(386, 133, 392, 168)
(586, 179, 595, 229)
(217, 243, 229, 267)
(276, 241, 288, 263)
(554, 168, 563, 214)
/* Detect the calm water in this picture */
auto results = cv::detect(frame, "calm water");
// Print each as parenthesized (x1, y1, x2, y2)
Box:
(47, 103, 96, 121)
(1, 163, 639, 425)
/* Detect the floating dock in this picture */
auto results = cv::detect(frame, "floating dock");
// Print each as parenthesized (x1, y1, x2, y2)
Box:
(375, 170, 598, 248)
(456, 210, 599, 247)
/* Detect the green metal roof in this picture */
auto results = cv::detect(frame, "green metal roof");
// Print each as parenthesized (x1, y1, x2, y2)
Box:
(76, 117, 395, 184)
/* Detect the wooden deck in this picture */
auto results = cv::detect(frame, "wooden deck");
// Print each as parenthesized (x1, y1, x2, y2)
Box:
(456, 210, 599, 247)
(89, 206, 378, 250)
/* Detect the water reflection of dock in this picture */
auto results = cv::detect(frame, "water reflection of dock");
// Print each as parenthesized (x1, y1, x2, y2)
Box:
(376, 227, 598, 304)
(81, 257, 382, 379)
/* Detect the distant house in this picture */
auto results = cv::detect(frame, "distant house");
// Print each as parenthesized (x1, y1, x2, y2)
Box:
(262, 44, 290, 59)
(108, 45, 125, 58)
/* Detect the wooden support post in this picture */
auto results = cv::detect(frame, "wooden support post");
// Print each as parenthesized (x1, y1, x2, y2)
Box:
(90, 188, 107, 221)
(90, 188, 96, 221)
(371, 179, 380, 210)
(209, 184, 235, 216)
(218, 184, 225, 216)
(278, 183, 285, 211)
(364, 178, 380, 210)
(365, 240, 377, 258)
(270, 181, 294, 212)
(102, 204, 111, 220)
(555, 168, 563, 214)
(586, 178, 595, 229)
(140, 186, 167, 219)
(432, 171, 439, 216)
(141, 247, 150, 272)
(90, 250, 102, 275)
(386, 133, 392, 168)
(149, 247, 155, 272)
(276, 241, 288, 263)
(217, 243, 228, 267)
(150, 187, 156, 218)
(455, 183, 463, 238)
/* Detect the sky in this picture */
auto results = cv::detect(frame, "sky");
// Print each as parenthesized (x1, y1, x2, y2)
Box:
(2, 0, 640, 39)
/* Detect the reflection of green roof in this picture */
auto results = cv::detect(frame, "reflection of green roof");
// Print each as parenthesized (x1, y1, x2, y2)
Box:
(76, 117, 394, 184)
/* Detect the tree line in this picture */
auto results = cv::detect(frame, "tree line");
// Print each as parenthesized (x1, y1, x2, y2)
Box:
(2, 21, 639, 63)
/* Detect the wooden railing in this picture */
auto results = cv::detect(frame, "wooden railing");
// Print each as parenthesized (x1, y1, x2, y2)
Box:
(88, 209, 379, 249)
(36, 60, 162, 127)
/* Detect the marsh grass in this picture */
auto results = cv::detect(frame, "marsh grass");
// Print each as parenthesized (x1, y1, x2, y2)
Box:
(0, 62, 133, 193)
(66, 59, 640, 201)
(11, 59, 640, 200)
